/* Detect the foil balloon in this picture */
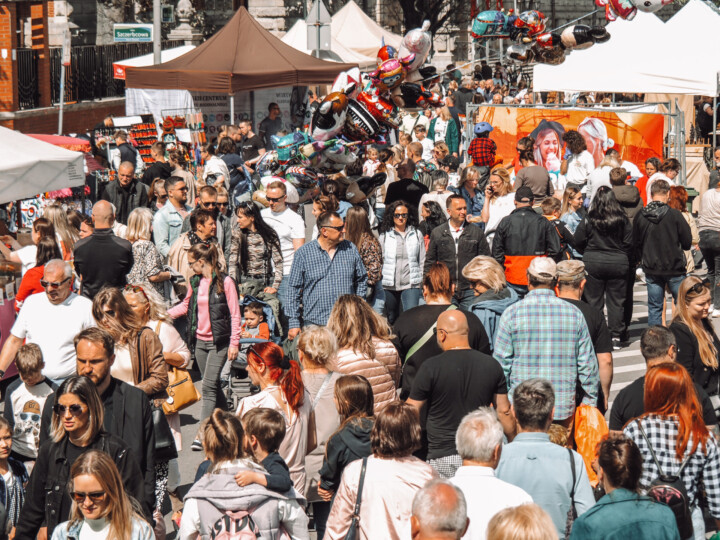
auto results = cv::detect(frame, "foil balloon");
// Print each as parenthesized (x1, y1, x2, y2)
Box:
(471, 10, 510, 40)
(399, 82, 444, 109)
(377, 39, 398, 65)
(344, 99, 380, 141)
(513, 10, 547, 40)
(255, 151, 279, 177)
(331, 67, 362, 99)
(398, 20, 432, 81)
(285, 166, 320, 190)
(310, 91, 351, 142)
(369, 57, 414, 93)
(356, 91, 399, 128)
(595, 0, 636, 20)
(318, 140, 358, 170)
(634, 0, 675, 13)
(275, 131, 311, 166)
(559, 25, 610, 49)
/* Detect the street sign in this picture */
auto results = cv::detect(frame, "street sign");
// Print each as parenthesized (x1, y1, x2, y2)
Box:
(306, 0, 331, 52)
(113, 23, 153, 43)
(61, 28, 71, 66)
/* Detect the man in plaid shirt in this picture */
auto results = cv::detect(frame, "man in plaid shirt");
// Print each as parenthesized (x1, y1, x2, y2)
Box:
(468, 122, 497, 167)
(494, 257, 598, 424)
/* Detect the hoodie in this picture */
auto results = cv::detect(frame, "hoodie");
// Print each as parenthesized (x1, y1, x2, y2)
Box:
(633, 201, 692, 276)
(319, 417, 373, 493)
(613, 185, 643, 224)
(469, 287, 519, 349)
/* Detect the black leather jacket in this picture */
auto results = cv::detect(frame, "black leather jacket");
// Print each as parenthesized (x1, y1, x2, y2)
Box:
(424, 222, 491, 292)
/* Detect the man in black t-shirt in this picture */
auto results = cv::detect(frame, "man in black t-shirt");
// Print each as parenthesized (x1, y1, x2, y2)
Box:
(140, 141, 172, 186)
(555, 260, 613, 411)
(239, 120, 265, 169)
(407, 311, 514, 479)
(609, 326, 717, 432)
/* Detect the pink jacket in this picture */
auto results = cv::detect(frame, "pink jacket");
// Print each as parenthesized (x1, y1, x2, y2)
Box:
(331, 337, 400, 413)
(324, 455, 436, 540)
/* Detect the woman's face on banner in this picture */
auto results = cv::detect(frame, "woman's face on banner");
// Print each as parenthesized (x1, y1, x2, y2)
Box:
(535, 129, 559, 162)
(579, 125, 603, 167)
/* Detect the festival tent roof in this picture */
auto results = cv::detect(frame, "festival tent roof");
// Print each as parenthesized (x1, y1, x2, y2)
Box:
(330, 0, 402, 58)
(125, 7, 357, 93)
(113, 45, 195, 80)
(0, 127, 84, 204)
(281, 19, 376, 69)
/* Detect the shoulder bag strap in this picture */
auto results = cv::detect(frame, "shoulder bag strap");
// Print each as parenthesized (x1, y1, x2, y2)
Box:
(636, 419, 666, 476)
(404, 305, 459, 363)
(154, 320, 163, 335)
(567, 447, 576, 506)
(311, 373, 333, 412)
(352, 457, 368, 520)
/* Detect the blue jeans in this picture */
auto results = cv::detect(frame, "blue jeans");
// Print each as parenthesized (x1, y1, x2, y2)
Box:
(384, 287, 422, 324)
(368, 282, 386, 316)
(646, 274, 685, 327)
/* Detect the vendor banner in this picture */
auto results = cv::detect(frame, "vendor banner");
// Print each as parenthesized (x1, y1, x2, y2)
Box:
(474, 106, 664, 182)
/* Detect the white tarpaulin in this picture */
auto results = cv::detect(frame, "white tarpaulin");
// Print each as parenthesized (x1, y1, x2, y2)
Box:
(534, 1, 720, 95)
(113, 45, 196, 80)
(331, 1, 402, 58)
(282, 19, 376, 69)
(0, 127, 84, 204)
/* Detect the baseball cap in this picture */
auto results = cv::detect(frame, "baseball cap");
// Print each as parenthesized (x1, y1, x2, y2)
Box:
(474, 122, 494, 135)
(556, 260, 586, 282)
(515, 186, 534, 203)
(527, 257, 557, 281)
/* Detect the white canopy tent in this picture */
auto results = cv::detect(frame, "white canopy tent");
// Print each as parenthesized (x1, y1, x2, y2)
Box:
(331, 1, 402, 58)
(0, 127, 84, 204)
(281, 19, 376, 69)
(113, 45, 196, 80)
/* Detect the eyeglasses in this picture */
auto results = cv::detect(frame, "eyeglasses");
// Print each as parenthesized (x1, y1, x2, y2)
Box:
(266, 196, 285, 203)
(432, 328, 448, 336)
(40, 277, 71, 289)
(394, 213, 408, 219)
(71, 491, 107, 504)
(53, 403, 85, 417)
(124, 284, 148, 302)
(321, 224, 344, 232)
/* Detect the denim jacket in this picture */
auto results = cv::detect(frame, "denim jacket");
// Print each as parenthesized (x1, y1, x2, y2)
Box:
(50, 517, 154, 540)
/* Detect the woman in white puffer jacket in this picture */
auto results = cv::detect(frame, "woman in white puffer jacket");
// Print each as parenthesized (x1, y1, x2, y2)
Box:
(327, 294, 401, 413)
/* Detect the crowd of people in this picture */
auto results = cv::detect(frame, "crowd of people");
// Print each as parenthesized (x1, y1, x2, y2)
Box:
(0, 77, 719, 540)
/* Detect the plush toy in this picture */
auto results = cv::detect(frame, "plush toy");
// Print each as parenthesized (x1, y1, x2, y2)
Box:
(398, 21, 432, 83)
(310, 91, 351, 142)
(595, 0, 636, 20)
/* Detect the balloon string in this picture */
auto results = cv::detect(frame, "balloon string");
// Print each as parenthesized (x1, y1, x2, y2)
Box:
(410, 7, 603, 84)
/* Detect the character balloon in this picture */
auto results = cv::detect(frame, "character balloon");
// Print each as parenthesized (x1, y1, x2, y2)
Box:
(398, 21, 432, 83)
(595, 0, 636, 20)
(310, 91, 352, 142)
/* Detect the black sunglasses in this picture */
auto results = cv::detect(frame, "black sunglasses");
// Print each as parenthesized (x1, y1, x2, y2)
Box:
(40, 277, 71, 289)
(217, 202, 229, 207)
(71, 491, 106, 504)
(322, 224, 344, 232)
(686, 280, 711, 298)
(203, 202, 217, 208)
(53, 403, 85, 417)
(394, 213, 409, 219)
(266, 196, 285, 202)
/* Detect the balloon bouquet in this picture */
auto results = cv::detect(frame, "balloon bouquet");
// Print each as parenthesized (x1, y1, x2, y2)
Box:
(471, 9, 610, 65)
(254, 21, 444, 201)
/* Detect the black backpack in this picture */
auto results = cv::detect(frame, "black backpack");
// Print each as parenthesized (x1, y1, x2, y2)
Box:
(636, 419, 694, 539)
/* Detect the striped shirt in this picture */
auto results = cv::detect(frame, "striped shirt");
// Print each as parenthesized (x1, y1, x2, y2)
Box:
(493, 288, 598, 419)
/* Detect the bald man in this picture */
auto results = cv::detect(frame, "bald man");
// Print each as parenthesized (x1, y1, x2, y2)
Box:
(411, 479, 469, 540)
(100, 160, 149, 225)
(73, 200, 133, 299)
(408, 310, 515, 479)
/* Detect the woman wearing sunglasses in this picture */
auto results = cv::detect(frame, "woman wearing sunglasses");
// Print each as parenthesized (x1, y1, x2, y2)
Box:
(16, 376, 145, 539)
(378, 199, 426, 324)
(670, 277, 720, 406)
(51, 450, 153, 540)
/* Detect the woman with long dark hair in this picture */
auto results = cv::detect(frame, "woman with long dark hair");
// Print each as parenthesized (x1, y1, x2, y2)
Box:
(345, 206, 384, 313)
(636, 156, 662, 206)
(236, 341, 310, 495)
(15, 236, 62, 312)
(574, 186, 632, 345)
(228, 200, 283, 296)
(624, 362, 720, 539)
(561, 129, 594, 191)
(418, 200, 446, 241)
(379, 199, 426, 323)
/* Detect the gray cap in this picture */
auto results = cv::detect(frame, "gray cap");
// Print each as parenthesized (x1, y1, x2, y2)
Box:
(556, 260, 586, 282)
(527, 257, 557, 280)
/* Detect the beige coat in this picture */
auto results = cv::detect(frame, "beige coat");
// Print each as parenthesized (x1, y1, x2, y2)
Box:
(166, 232, 226, 297)
(331, 337, 400, 413)
(324, 455, 436, 540)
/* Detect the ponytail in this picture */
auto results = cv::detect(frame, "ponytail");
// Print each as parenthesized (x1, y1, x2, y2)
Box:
(281, 360, 304, 412)
(249, 342, 305, 413)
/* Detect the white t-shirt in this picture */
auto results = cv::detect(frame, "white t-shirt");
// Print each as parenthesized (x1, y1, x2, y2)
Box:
(11, 292, 95, 381)
(419, 137, 434, 161)
(16, 245, 37, 276)
(621, 160, 642, 180)
(7, 378, 54, 458)
(433, 119, 448, 144)
(261, 207, 306, 275)
(78, 518, 111, 540)
(564, 151, 595, 187)
(485, 193, 516, 246)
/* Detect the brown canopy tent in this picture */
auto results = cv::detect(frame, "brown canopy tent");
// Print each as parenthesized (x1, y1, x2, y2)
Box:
(125, 7, 357, 93)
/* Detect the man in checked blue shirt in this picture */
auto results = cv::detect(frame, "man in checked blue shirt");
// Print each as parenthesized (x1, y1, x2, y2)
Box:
(493, 256, 599, 427)
(284, 211, 367, 339)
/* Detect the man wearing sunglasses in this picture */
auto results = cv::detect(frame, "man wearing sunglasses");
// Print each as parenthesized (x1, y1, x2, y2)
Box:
(285, 211, 367, 340)
(153, 176, 192, 258)
(37, 327, 156, 519)
(181, 185, 232, 266)
(0, 260, 94, 384)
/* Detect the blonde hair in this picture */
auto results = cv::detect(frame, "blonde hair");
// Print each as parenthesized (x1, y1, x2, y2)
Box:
(66, 450, 146, 540)
(489, 167, 513, 198)
(125, 207, 153, 243)
(674, 276, 718, 369)
(461, 256, 507, 293)
(43, 204, 78, 254)
(298, 325, 337, 367)
(561, 187, 582, 217)
(434, 141, 449, 160)
(438, 106, 452, 122)
(327, 295, 393, 359)
(486, 504, 557, 540)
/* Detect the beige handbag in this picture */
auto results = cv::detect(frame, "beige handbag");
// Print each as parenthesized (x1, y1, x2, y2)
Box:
(162, 366, 201, 414)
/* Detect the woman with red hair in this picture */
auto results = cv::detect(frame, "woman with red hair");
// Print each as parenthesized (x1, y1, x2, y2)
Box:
(236, 341, 310, 495)
(623, 362, 720, 539)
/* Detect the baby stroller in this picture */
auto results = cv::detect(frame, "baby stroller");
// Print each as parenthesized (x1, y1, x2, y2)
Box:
(226, 296, 282, 411)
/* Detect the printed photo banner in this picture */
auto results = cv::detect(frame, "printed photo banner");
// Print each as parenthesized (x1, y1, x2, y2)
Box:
(475, 106, 665, 178)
